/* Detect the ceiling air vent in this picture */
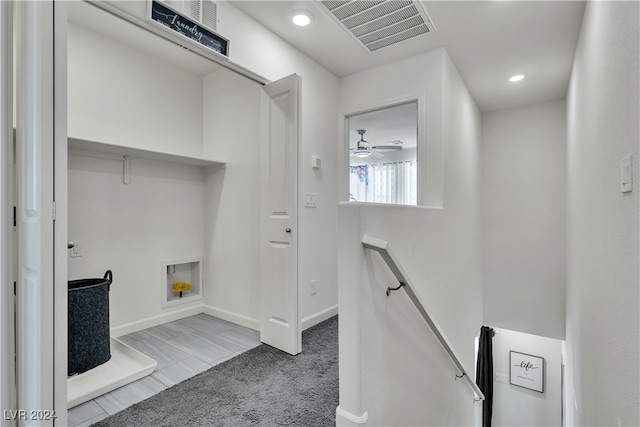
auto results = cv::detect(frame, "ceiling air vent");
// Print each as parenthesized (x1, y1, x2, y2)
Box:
(318, 0, 436, 52)
(158, 0, 219, 32)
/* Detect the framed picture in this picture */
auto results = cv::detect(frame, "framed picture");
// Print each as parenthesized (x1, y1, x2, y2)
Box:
(510, 351, 544, 393)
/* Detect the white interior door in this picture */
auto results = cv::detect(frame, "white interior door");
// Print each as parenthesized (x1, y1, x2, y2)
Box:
(260, 74, 301, 355)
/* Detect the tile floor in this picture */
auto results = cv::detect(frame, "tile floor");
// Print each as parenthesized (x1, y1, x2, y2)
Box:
(67, 313, 262, 427)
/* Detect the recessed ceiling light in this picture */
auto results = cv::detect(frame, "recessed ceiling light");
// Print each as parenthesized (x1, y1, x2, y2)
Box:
(291, 11, 312, 27)
(508, 74, 525, 82)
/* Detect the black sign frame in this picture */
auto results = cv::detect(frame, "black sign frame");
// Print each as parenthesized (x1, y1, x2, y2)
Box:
(149, 1, 228, 57)
(509, 350, 545, 393)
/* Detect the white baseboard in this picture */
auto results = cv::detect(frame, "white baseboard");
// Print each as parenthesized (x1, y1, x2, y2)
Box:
(301, 304, 338, 331)
(111, 304, 335, 338)
(336, 406, 368, 426)
(110, 304, 204, 337)
(202, 304, 260, 331)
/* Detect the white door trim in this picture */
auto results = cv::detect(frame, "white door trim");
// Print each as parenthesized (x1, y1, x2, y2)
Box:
(0, 0, 16, 422)
(14, 1, 57, 422)
(53, 2, 69, 425)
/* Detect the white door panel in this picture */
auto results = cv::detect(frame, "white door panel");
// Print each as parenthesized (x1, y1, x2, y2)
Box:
(260, 74, 300, 355)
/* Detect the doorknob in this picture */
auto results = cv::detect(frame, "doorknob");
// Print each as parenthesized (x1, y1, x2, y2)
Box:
(285, 228, 291, 233)
(68, 241, 75, 249)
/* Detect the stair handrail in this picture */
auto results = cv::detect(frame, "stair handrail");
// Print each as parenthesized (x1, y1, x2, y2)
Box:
(362, 234, 485, 402)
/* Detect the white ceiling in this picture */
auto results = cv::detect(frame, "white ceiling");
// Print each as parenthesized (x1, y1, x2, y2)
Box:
(232, 0, 586, 113)
(68, 1, 586, 155)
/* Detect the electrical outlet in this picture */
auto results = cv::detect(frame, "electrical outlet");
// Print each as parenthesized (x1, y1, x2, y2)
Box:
(70, 241, 82, 258)
(310, 280, 317, 296)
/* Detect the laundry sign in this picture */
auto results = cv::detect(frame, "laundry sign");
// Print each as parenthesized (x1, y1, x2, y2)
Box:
(510, 351, 545, 393)
(149, 1, 228, 57)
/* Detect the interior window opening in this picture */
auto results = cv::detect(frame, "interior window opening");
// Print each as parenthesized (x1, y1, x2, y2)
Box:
(348, 101, 418, 205)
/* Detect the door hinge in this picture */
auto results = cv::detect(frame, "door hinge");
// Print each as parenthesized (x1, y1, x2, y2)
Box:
(13, 206, 16, 227)
(13, 282, 16, 296)
(52, 201, 56, 221)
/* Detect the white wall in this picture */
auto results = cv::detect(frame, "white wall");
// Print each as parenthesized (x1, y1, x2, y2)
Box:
(201, 67, 262, 328)
(339, 203, 483, 426)
(69, 1, 341, 332)
(213, 2, 341, 327)
(67, 19, 212, 332)
(108, 0, 342, 327)
(565, 1, 639, 425)
(67, 22, 204, 157)
(340, 48, 483, 342)
(491, 328, 563, 426)
(481, 100, 567, 340)
(340, 49, 444, 208)
(68, 154, 207, 332)
(337, 48, 483, 426)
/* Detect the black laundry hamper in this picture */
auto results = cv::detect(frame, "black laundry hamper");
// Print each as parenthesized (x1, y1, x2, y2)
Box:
(68, 270, 113, 376)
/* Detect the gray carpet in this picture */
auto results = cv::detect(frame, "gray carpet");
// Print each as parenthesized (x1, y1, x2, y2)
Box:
(93, 316, 338, 427)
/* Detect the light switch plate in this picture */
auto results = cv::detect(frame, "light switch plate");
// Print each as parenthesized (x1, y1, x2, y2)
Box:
(311, 156, 322, 169)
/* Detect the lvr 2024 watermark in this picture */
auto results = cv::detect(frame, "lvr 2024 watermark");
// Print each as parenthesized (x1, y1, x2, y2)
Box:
(3, 410, 57, 421)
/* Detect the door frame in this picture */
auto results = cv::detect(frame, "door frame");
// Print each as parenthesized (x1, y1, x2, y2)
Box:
(11, 1, 68, 425)
(14, 0, 56, 420)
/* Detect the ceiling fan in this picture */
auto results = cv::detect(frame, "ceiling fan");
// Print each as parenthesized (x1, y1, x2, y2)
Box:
(350, 129, 403, 158)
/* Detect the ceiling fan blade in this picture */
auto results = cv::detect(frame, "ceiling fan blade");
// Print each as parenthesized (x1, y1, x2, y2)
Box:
(371, 150, 384, 158)
(371, 145, 403, 151)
